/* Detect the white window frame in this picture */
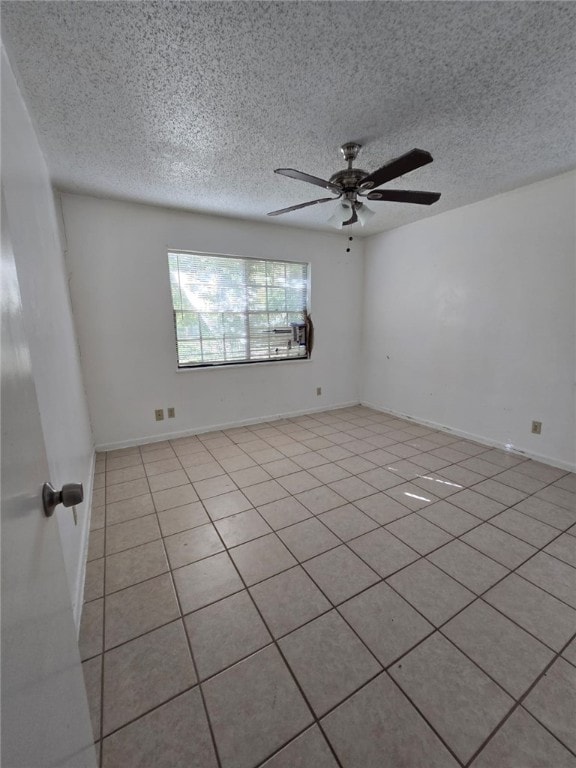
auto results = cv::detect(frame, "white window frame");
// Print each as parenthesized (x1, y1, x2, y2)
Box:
(168, 250, 311, 369)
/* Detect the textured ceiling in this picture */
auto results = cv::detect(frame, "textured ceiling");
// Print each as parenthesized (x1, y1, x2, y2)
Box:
(2, 1, 575, 235)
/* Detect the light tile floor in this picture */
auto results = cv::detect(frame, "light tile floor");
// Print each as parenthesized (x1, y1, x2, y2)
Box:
(81, 406, 576, 768)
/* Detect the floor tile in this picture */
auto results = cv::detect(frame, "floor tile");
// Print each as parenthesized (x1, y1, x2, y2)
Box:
(461, 523, 537, 568)
(262, 457, 301, 478)
(484, 574, 576, 651)
(257, 496, 312, 530)
(490, 508, 559, 547)
(106, 494, 155, 526)
(141, 447, 176, 464)
(327, 476, 377, 502)
(144, 457, 182, 476)
(411, 472, 462, 498)
(524, 658, 576, 753)
(562, 637, 576, 666)
(148, 469, 189, 493)
(386, 513, 452, 555)
(90, 505, 105, 530)
(334, 455, 375, 474)
(536, 484, 576, 512)
(105, 465, 146, 487)
(354, 492, 412, 524)
(277, 518, 340, 561)
(203, 645, 313, 768)
(106, 514, 161, 555)
(517, 552, 576, 608)
(340, 582, 433, 666)
(84, 558, 104, 602)
(443, 600, 554, 697)
(173, 552, 244, 614)
(390, 633, 513, 763)
(514, 496, 576, 531)
(303, 545, 380, 604)
(230, 533, 297, 586)
(184, 461, 225, 482)
(309, 463, 354, 483)
(385, 482, 439, 511)
(496, 469, 548, 494)
(318, 504, 378, 541)
(470, 707, 576, 768)
(106, 539, 169, 594)
(153, 483, 199, 511)
(228, 465, 271, 488)
(277, 470, 323, 494)
(279, 610, 381, 716)
(105, 573, 180, 650)
(79, 598, 104, 660)
(428, 539, 509, 594)
(250, 566, 331, 638)
(106, 478, 149, 504)
(203, 489, 253, 520)
(102, 620, 195, 735)
(514, 460, 567, 484)
(419, 500, 480, 536)
(184, 590, 271, 679)
(459, 456, 503, 478)
(107, 453, 142, 472)
(82, 655, 102, 740)
(295, 486, 347, 514)
(243, 479, 290, 506)
(387, 559, 475, 626)
(102, 688, 218, 768)
(554, 473, 576, 493)
(193, 474, 237, 500)
(260, 726, 338, 768)
(448, 489, 505, 520)
(348, 527, 419, 577)
(156, 501, 210, 536)
(545, 533, 576, 568)
(164, 524, 224, 569)
(322, 672, 459, 768)
(471, 478, 527, 506)
(214, 508, 272, 547)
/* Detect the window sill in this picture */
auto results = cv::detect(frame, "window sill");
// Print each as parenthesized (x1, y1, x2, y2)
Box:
(175, 358, 312, 373)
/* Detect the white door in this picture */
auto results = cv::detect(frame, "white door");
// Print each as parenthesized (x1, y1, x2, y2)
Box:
(1, 195, 97, 768)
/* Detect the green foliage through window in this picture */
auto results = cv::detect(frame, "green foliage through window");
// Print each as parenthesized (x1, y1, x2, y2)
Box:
(168, 252, 309, 367)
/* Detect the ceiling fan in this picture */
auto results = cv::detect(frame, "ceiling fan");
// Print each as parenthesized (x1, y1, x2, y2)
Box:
(267, 143, 441, 227)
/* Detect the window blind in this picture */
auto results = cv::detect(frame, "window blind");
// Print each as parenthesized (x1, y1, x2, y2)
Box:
(168, 251, 310, 368)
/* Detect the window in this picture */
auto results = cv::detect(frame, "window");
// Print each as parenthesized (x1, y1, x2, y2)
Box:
(168, 251, 310, 368)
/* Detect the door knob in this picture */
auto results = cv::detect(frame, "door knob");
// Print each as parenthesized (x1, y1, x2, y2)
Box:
(42, 482, 84, 518)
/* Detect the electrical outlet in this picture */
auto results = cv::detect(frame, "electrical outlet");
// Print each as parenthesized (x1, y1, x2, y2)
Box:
(531, 420, 542, 435)
(316, 387, 322, 396)
(155, 409, 164, 421)
(167, 407, 175, 419)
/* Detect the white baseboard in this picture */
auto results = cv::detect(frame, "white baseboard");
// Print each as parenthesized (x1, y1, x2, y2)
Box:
(94, 401, 360, 452)
(74, 448, 96, 633)
(361, 401, 576, 473)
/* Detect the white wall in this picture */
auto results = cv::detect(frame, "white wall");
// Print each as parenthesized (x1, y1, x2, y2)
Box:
(61, 194, 364, 448)
(1, 48, 95, 624)
(362, 172, 576, 470)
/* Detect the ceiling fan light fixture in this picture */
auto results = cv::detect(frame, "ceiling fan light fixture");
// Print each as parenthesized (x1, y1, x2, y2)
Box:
(356, 202, 375, 226)
(327, 201, 352, 229)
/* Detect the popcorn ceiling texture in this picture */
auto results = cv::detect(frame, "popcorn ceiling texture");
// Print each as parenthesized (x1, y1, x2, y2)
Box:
(2, 1, 575, 235)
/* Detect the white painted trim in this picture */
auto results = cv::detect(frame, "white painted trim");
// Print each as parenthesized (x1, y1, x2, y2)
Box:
(362, 401, 576, 473)
(73, 448, 96, 632)
(94, 401, 359, 451)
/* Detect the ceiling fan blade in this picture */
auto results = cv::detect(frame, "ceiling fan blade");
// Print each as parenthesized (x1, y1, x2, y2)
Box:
(342, 205, 358, 226)
(267, 197, 338, 216)
(366, 189, 441, 205)
(359, 149, 434, 190)
(275, 168, 342, 194)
